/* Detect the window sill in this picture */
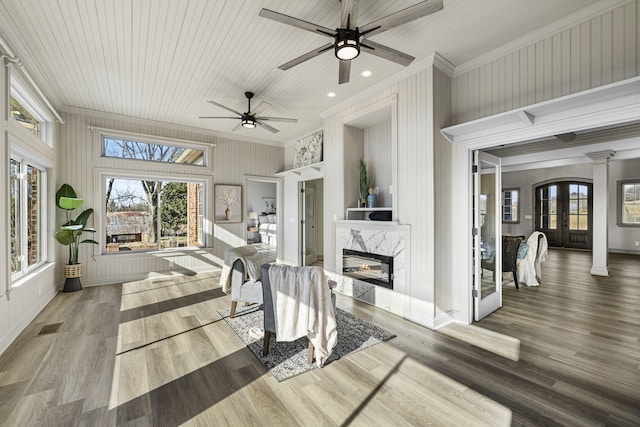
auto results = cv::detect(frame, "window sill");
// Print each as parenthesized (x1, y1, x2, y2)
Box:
(11, 262, 55, 289)
(93, 246, 213, 261)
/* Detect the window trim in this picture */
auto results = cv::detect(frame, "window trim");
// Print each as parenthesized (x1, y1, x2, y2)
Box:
(617, 179, 640, 228)
(95, 168, 213, 255)
(502, 187, 520, 224)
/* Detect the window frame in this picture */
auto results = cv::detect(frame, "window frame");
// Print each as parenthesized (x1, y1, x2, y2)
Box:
(502, 187, 520, 224)
(617, 179, 640, 228)
(9, 148, 48, 282)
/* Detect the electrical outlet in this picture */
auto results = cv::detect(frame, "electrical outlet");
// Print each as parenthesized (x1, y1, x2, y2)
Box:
(635, 240, 640, 247)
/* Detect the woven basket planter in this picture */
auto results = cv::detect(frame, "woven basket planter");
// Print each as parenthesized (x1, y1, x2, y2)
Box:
(64, 264, 82, 279)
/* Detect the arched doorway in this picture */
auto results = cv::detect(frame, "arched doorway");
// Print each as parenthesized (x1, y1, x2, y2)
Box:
(535, 181, 593, 250)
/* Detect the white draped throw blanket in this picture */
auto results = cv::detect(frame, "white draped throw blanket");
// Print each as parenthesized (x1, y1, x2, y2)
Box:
(517, 232, 548, 286)
(219, 246, 263, 294)
(268, 265, 338, 367)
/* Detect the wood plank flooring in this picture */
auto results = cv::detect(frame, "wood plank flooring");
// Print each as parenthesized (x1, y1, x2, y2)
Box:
(0, 250, 638, 426)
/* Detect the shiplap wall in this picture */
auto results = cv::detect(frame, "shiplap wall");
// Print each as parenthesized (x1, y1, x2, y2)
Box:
(364, 119, 392, 207)
(343, 125, 364, 209)
(452, 0, 640, 124)
(323, 60, 452, 326)
(57, 111, 283, 286)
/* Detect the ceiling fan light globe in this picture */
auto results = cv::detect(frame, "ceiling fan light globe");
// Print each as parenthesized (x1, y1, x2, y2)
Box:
(335, 28, 360, 60)
(242, 118, 256, 128)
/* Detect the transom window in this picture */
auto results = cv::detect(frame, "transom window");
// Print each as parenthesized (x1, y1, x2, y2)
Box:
(103, 137, 204, 165)
(10, 96, 41, 138)
(104, 177, 205, 252)
(618, 180, 640, 226)
(10, 158, 46, 279)
(502, 188, 519, 223)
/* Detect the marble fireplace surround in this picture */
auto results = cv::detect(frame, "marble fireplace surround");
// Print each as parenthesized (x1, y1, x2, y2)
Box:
(334, 221, 411, 316)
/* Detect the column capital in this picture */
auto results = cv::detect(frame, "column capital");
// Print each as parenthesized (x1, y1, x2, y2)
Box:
(586, 150, 616, 164)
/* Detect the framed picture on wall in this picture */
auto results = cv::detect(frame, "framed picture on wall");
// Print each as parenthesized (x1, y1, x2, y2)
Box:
(262, 197, 276, 214)
(294, 130, 323, 168)
(215, 184, 242, 223)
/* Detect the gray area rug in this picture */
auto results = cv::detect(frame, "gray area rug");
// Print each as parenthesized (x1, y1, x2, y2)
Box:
(218, 305, 395, 382)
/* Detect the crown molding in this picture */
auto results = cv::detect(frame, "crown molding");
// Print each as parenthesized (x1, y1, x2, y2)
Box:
(58, 106, 284, 148)
(453, 0, 633, 76)
(320, 51, 452, 118)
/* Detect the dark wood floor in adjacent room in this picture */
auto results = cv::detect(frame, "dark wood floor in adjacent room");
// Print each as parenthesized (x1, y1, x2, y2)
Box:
(0, 249, 638, 426)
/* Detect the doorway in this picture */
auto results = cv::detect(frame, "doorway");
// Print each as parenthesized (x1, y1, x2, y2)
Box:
(535, 181, 593, 250)
(300, 179, 323, 266)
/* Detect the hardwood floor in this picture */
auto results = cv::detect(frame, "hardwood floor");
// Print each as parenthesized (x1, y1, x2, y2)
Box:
(0, 250, 638, 426)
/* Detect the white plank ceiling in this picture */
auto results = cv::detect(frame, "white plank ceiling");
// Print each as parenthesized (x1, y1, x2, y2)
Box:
(0, 0, 601, 143)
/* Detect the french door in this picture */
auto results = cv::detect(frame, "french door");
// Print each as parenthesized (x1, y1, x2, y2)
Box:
(535, 182, 592, 249)
(473, 151, 502, 321)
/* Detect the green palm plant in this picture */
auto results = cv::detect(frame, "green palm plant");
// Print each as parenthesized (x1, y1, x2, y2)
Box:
(359, 158, 369, 207)
(55, 184, 98, 265)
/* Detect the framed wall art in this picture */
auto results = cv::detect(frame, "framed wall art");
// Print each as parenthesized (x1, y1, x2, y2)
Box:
(294, 130, 323, 168)
(215, 184, 242, 223)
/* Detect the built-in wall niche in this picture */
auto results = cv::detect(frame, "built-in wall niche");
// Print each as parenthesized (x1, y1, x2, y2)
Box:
(342, 95, 397, 221)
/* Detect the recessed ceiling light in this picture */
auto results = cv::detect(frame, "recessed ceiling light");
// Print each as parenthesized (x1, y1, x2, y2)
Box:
(327, 92, 336, 97)
(361, 70, 372, 77)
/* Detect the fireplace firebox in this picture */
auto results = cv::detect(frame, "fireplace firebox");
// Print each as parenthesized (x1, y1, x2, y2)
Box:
(342, 249, 393, 289)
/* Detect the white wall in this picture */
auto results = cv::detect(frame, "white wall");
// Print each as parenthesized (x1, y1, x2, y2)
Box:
(452, 0, 640, 125)
(57, 110, 283, 286)
(364, 119, 392, 207)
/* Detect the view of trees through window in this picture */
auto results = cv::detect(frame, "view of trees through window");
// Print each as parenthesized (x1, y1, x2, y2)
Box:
(105, 178, 203, 252)
(103, 136, 205, 252)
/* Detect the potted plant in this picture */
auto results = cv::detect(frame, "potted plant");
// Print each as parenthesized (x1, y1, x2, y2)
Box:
(54, 184, 98, 292)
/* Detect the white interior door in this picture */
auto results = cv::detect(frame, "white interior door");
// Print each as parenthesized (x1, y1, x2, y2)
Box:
(473, 150, 502, 321)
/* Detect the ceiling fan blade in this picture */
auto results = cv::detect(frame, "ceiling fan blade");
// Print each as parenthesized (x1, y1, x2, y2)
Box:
(361, 40, 415, 66)
(199, 116, 240, 119)
(207, 100, 243, 116)
(259, 9, 335, 37)
(255, 120, 280, 133)
(359, 0, 444, 38)
(339, 60, 351, 85)
(232, 121, 243, 131)
(340, 0, 359, 28)
(250, 100, 271, 116)
(278, 43, 334, 70)
(256, 116, 298, 123)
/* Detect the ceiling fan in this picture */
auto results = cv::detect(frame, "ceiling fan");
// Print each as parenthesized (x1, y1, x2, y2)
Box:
(259, 0, 444, 84)
(199, 91, 297, 133)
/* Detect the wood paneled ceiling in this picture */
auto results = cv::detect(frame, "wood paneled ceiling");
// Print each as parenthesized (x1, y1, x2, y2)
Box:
(0, 0, 601, 143)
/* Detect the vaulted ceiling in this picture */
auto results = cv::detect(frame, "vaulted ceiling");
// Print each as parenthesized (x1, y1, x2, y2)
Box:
(0, 0, 601, 143)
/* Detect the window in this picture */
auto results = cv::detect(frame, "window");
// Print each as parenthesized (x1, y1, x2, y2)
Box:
(502, 188, 519, 223)
(104, 177, 205, 252)
(539, 184, 557, 229)
(103, 137, 204, 165)
(10, 96, 41, 138)
(568, 184, 589, 231)
(618, 180, 640, 227)
(10, 157, 46, 278)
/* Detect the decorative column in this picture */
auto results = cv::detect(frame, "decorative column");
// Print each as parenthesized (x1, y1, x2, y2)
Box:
(586, 150, 615, 276)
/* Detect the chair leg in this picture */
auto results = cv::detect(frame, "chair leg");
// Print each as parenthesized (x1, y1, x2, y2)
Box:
(263, 331, 272, 356)
(308, 340, 314, 365)
(512, 271, 519, 289)
(229, 301, 238, 318)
